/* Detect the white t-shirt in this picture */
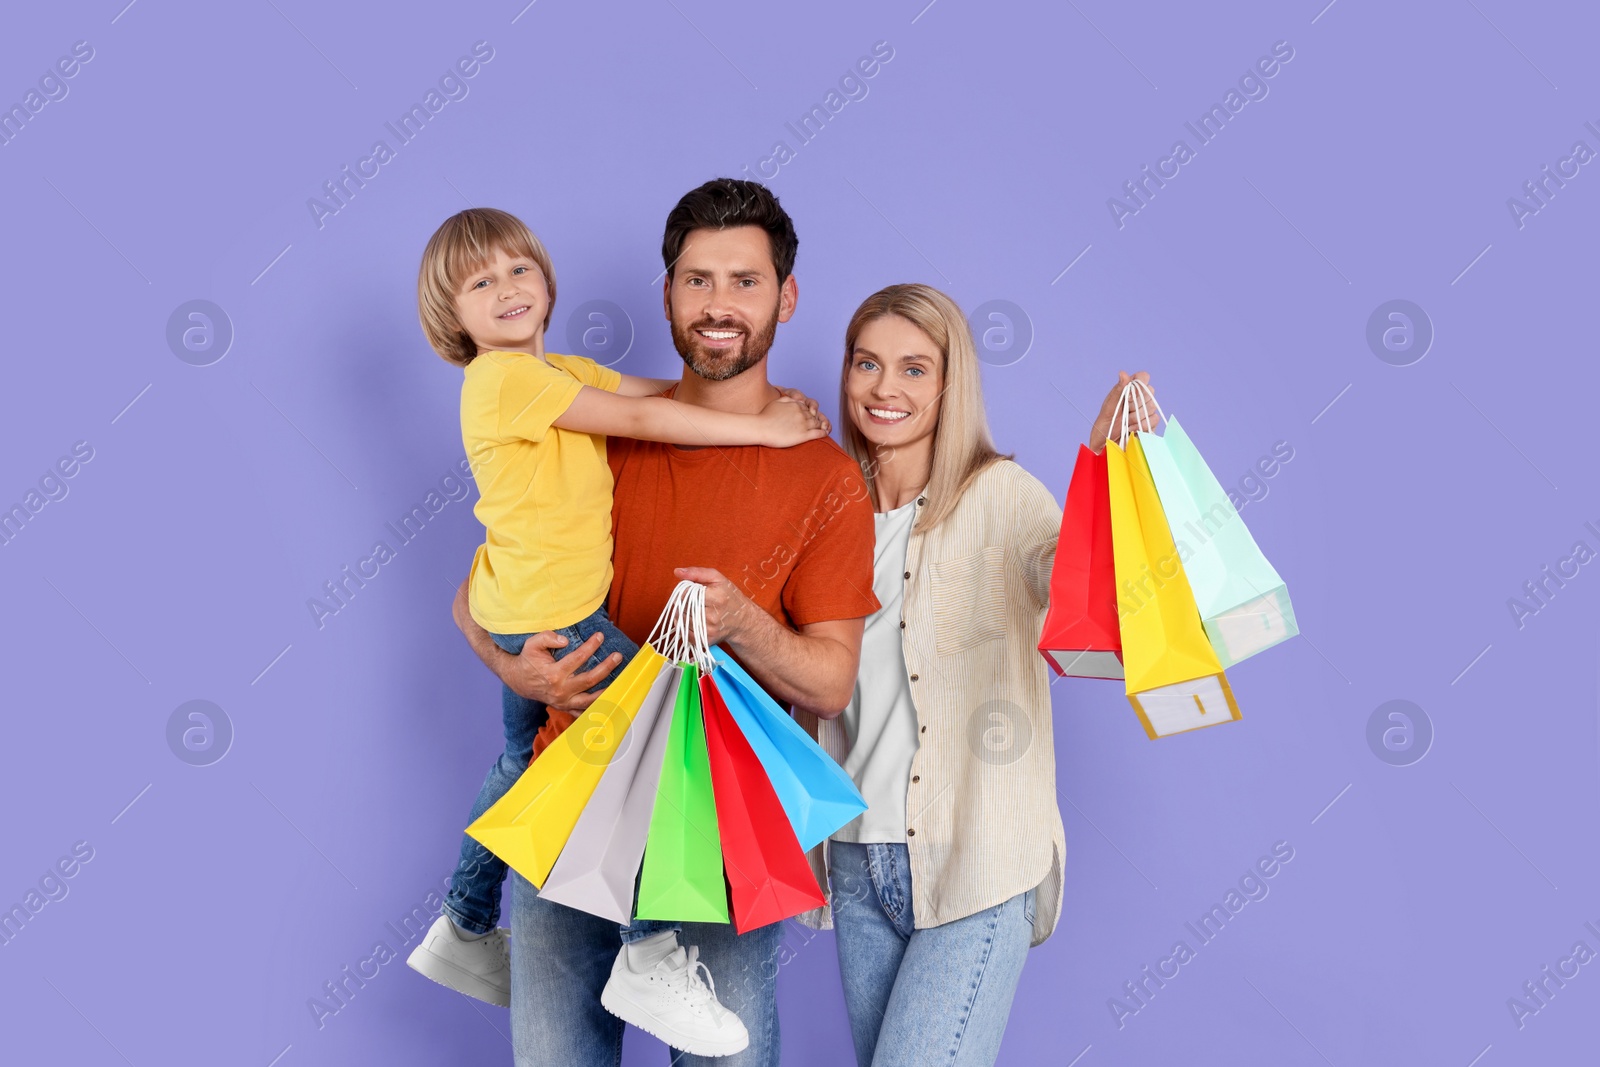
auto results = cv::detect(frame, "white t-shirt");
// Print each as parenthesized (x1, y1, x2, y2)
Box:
(831, 494, 921, 844)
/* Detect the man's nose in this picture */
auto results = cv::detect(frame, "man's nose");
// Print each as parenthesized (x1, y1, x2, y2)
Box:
(702, 283, 738, 321)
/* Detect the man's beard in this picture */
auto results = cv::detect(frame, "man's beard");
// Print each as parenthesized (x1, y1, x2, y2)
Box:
(670, 306, 780, 382)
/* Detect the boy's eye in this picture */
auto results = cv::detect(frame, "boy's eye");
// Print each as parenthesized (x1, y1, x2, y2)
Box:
(513, 266, 527, 275)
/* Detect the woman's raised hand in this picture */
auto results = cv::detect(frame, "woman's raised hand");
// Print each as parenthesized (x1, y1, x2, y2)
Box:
(1088, 370, 1155, 454)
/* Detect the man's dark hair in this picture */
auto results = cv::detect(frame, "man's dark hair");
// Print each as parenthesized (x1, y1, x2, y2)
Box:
(661, 178, 799, 282)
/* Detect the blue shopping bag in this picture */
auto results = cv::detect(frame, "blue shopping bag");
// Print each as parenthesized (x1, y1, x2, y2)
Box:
(709, 647, 866, 851)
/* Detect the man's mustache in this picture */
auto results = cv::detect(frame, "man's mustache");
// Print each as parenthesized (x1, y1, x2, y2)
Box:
(687, 317, 749, 336)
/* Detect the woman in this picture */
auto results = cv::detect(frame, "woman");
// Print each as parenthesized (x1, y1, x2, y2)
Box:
(803, 283, 1151, 1066)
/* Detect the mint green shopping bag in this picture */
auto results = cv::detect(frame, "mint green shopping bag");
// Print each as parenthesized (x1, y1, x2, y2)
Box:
(1138, 413, 1298, 668)
(634, 663, 729, 923)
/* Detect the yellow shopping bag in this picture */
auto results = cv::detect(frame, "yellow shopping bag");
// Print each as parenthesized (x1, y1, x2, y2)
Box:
(1106, 435, 1241, 738)
(466, 643, 668, 886)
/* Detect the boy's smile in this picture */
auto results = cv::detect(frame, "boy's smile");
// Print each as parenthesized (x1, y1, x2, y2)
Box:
(455, 245, 551, 357)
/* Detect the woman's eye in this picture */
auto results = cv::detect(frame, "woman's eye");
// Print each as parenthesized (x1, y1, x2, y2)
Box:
(906, 367, 924, 377)
(858, 359, 878, 372)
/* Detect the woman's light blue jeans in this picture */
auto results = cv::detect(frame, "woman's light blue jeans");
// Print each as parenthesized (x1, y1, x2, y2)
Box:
(828, 840, 1035, 1067)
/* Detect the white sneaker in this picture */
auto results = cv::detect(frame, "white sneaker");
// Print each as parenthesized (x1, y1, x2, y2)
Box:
(600, 933, 750, 1057)
(405, 915, 510, 1007)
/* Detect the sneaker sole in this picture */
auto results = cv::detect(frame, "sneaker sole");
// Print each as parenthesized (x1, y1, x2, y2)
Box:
(600, 980, 749, 1058)
(405, 943, 511, 1008)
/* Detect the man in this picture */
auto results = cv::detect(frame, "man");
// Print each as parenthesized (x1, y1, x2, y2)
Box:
(451, 178, 879, 1066)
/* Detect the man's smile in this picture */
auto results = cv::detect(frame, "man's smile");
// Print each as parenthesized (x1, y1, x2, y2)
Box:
(695, 327, 744, 349)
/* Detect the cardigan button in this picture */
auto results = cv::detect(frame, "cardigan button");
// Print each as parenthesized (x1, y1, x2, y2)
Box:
(917, 496, 926, 506)
(906, 828, 916, 837)
(909, 674, 919, 682)
(903, 571, 910, 580)
(911, 775, 920, 783)
(920, 725, 927, 734)
(899, 620, 906, 629)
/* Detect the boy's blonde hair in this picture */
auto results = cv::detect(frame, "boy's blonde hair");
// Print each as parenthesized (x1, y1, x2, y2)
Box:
(418, 208, 558, 367)
(839, 283, 1011, 532)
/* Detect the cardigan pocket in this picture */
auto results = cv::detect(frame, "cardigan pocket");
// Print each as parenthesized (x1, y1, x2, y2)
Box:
(928, 544, 1009, 655)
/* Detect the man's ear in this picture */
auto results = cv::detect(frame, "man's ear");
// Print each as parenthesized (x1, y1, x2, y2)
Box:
(662, 277, 673, 321)
(778, 274, 799, 324)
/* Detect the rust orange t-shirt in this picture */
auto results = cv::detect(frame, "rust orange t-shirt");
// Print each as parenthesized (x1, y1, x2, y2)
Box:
(529, 388, 881, 759)
(604, 420, 881, 648)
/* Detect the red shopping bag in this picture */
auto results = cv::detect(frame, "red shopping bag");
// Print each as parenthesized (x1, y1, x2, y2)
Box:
(699, 673, 825, 933)
(1039, 443, 1124, 679)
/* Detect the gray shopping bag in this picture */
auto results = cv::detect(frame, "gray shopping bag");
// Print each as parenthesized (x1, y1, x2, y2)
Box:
(539, 663, 682, 923)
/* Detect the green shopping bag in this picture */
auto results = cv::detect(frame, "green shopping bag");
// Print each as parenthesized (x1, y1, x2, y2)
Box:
(1139, 413, 1298, 669)
(635, 662, 728, 922)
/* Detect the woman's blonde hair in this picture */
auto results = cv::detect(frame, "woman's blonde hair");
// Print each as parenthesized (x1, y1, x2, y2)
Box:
(417, 208, 558, 367)
(839, 283, 1010, 531)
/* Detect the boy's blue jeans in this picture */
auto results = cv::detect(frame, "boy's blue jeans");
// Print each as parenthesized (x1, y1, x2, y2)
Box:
(442, 602, 674, 944)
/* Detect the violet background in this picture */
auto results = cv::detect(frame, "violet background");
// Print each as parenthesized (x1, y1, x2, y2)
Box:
(1, 1, 1596, 1064)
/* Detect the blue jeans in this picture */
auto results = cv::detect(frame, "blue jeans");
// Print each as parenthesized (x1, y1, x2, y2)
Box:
(828, 841, 1035, 1067)
(508, 869, 784, 1066)
(443, 602, 667, 940)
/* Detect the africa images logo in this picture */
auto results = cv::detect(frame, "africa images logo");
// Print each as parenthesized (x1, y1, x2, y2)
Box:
(1106, 40, 1296, 229)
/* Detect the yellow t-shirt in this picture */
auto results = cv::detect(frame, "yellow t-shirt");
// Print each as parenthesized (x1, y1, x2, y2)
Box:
(461, 350, 623, 633)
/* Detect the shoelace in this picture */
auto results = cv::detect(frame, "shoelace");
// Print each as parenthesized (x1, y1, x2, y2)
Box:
(659, 946, 729, 1022)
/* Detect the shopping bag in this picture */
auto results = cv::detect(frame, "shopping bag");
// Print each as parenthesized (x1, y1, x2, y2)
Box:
(700, 672, 826, 933)
(538, 663, 684, 923)
(1106, 432, 1241, 738)
(1139, 415, 1298, 668)
(465, 643, 668, 887)
(634, 663, 729, 923)
(1038, 443, 1124, 679)
(709, 648, 867, 851)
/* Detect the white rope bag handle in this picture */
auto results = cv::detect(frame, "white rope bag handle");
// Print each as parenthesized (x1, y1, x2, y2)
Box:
(645, 580, 695, 663)
(643, 579, 715, 671)
(1114, 377, 1166, 449)
(683, 581, 716, 673)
